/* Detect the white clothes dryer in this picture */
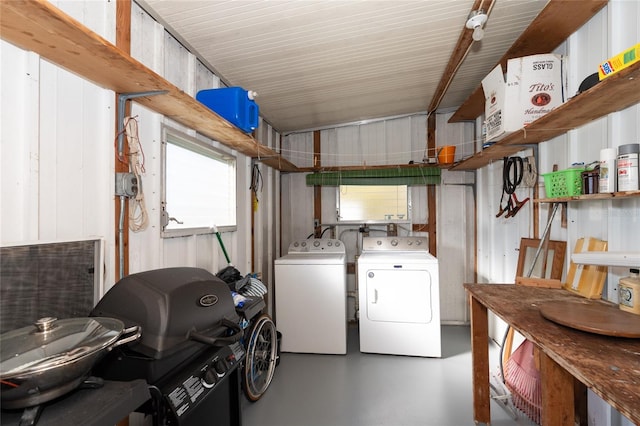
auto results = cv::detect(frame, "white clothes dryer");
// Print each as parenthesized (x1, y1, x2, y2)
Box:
(357, 236, 440, 357)
(274, 239, 347, 354)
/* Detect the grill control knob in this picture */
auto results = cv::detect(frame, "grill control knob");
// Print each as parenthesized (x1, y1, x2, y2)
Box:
(214, 359, 228, 376)
(202, 367, 218, 388)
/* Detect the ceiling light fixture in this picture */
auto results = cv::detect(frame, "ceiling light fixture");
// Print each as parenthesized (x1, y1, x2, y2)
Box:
(466, 10, 488, 41)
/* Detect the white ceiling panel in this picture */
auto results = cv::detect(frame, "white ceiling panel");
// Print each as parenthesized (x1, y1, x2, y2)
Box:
(140, 0, 548, 133)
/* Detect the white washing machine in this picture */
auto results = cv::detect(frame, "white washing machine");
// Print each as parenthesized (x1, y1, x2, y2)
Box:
(274, 239, 347, 354)
(357, 236, 440, 357)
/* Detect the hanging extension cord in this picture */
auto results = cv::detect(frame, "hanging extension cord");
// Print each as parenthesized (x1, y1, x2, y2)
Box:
(125, 116, 149, 232)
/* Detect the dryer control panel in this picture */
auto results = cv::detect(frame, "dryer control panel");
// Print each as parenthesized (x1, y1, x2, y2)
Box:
(288, 239, 345, 254)
(361, 236, 428, 252)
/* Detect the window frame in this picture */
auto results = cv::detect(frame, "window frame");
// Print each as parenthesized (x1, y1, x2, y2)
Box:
(336, 184, 412, 224)
(160, 125, 237, 238)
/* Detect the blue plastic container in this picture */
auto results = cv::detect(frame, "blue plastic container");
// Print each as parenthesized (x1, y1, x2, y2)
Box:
(196, 87, 259, 133)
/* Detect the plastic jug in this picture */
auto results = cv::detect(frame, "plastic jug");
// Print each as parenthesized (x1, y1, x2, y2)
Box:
(196, 87, 259, 133)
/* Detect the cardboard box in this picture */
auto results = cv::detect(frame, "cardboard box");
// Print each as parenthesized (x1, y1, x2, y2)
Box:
(598, 43, 640, 80)
(482, 54, 566, 141)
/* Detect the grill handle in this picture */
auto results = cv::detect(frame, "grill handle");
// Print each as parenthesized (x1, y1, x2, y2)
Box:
(188, 318, 243, 346)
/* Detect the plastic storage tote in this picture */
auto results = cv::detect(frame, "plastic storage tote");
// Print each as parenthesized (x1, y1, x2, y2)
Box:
(196, 87, 259, 133)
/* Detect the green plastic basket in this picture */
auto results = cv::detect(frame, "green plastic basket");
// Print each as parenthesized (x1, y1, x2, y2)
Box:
(541, 168, 585, 198)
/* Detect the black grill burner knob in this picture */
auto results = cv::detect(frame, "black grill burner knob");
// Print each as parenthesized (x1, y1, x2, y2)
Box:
(214, 358, 228, 376)
(202, 367, 218, 388)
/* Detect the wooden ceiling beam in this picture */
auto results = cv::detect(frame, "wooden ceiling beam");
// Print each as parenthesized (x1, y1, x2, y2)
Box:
(448, 0, 609, 123)
(428, 0, 491, 114)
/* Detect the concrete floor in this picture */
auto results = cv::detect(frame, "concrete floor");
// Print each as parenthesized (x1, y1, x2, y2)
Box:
(242, 325, 535, 426)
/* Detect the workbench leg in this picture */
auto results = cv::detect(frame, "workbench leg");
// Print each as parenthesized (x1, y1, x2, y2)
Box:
(470, 295, 491, 424)
(574, 378, 588, 426)
(540, 351, 574, 426)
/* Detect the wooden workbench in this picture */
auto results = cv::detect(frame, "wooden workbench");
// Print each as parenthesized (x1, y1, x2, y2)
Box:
(464, 284, 640, 426)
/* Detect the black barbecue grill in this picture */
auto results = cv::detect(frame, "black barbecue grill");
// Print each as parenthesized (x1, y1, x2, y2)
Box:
(90, 267, 249, 426)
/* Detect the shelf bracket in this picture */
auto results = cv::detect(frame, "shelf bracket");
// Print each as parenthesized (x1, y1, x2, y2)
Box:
(117, 91, 168, 157)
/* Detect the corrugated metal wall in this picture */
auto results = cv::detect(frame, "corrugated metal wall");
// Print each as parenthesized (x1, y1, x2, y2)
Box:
(1, 1, 116, 288)
(281, 113, 476, 324)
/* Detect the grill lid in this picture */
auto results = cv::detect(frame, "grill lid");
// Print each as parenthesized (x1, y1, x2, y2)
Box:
(90, 267, 240, 359)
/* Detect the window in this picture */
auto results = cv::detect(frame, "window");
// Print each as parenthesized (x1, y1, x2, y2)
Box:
(337, 185, 409, 222)
(162, 127, 236, 237)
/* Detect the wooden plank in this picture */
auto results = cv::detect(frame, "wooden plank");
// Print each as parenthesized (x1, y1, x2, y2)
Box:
(296, 163, 442, 173)
(0, 0, 298, 172)
(114, 0, 132, 283)
(563, 237, 608, 299)
(427, 185, 437, 256)
(450, 61, 640, 171)
(540, 351, 575, 426)
(574, 379, 588, 426)
(428, 0, 488, 114)
(449, 145, 524, 170)
(516, 277, 562, 289)
(313, 131, 322, 238)
(449, 0, 609, 122)
(469, 294, 491, 424)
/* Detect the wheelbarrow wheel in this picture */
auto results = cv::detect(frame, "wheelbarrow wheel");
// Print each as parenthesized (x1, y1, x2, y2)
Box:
(243, 313, 277, 401)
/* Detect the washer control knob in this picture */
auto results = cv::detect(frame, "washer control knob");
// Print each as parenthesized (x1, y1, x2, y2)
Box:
(407, 241, 413, 246)
(391, 239, 398, 246)
(327, 241, 333, 246)
(293, 242, 299, 247)
(301, 242, 307, 247)
(376, 240, 382, 246)
(335, 241, 340, 247)
(416, 240, 422, 245)
(313, 240, 320, 247)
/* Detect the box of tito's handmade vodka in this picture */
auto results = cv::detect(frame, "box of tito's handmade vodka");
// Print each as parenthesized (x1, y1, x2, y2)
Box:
(482, 54, 567, 142)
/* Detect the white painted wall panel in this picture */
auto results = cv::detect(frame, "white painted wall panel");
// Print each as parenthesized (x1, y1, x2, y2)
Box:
(1, 44, 39, 243)
(436, 112, 474, 164)
(1, 1, 116, 291)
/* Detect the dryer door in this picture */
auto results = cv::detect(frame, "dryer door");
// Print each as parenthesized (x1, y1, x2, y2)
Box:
(364, 269, 432, 323)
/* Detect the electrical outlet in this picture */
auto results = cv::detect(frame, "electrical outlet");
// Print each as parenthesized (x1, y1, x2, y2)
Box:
(115, 172, 138, 197)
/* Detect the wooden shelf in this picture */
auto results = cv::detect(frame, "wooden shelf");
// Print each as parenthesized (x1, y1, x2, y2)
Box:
(534, 190, 640, 203)
(296, 162, 444, 173)
(0, 0, 298, 172)
(449, 0, 608, 123)
(449, 60, 640, 171)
